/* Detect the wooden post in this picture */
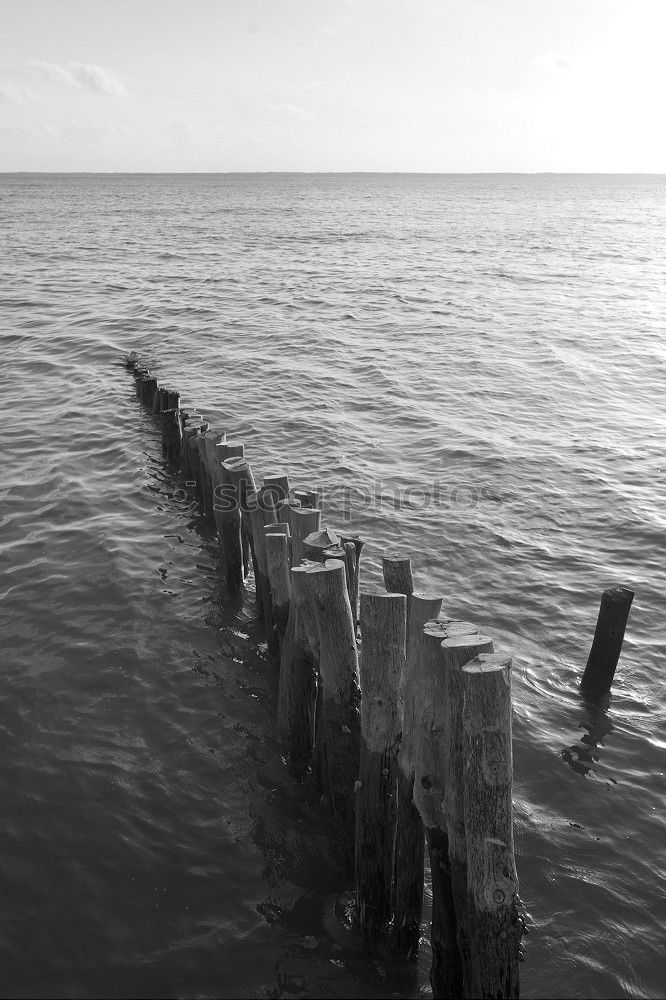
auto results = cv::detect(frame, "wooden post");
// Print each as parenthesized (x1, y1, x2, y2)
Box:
(301, 559, 361, 857)
(146, 377, 159, 409)
(382, 553, 414, 610)
(277, 498, 301, 528)
(355, 592, 406, 937)
(162, 409, 182, 465)
(293, 488, 319, 508)
(223, 456, 256, 579)
(291, 507, 321, 567)
(278, 563, 319, 778)
(262, 474, 290, 505)
(461, 654, 520, 1000)
(581, 586, 634, 697)
(214, 442, 244, 592)
(303, 527, 341, 561)
(182, 422, 202, 481)
(393, 591, 443, 957)
(340, 533, 364, 628)
(248, 490, 278, 644)
(411, 625, 494, 1000)
(193, 432, 214, 518)
(265, 532, 292, 650)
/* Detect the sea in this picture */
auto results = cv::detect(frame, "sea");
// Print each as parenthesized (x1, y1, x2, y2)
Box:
(1, 173, 664, 999)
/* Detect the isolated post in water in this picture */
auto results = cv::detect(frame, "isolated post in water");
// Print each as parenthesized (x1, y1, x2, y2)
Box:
(581, 586, 634, 697)
(356, 592, 406, 938)
(462, 654, 520, 1000)
(393, 591, 443, 957)
(302, 559, 361, 856)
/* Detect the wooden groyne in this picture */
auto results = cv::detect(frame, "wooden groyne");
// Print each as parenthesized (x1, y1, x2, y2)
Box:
(124, 351, 634, 999)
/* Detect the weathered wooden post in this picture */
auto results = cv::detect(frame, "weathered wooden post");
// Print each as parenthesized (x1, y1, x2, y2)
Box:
(278, 563, 319, 777)
(412, 625, 494, 1000)
(462, 653, 520, 1000)
(190, 429, 211, 515)
(182, 420, 203, 481)
(382, 553, 414, 609)
(151, 383, 164, 415)
(301, 559, 361, 856)
(303, 527, 341, 561)
(262, 474, 290, 505)
(202, 430, 226, 519)
(355, 592, 406, 937)
(265, 532, 292, 651)
(291, 507, 321, 567)
(141, 375, 158, 408)
(248, 490, 278, 643)
(293, 488, 319, 508)
(223, 456, 257, 579)
(214, 441, 244, 592)
(277, 498, 301, 528)
(393, 591, 443, 957)
(340, 533, 364, 628)
(580, 586, 634, 697)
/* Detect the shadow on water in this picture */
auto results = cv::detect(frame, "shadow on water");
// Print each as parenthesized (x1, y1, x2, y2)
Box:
(561, 692, 616, 785)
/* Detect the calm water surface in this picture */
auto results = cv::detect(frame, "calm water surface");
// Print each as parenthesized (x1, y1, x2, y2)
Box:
(1, 173, 665, 998)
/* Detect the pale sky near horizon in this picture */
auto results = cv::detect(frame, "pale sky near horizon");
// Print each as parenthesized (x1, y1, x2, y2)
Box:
(0, 0, 664, 172)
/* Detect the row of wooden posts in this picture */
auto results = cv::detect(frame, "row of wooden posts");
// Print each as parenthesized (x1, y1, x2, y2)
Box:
(125, 351, 634, 1000)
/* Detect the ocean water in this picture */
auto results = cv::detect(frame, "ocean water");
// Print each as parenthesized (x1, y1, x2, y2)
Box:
(0, 172, 664, 999)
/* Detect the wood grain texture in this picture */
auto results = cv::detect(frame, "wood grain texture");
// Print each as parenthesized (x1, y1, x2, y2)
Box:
(393, 592, 443, 957)
(581, 586, 634, 697)
(302, 559, 361, 858)
(355, 592, 406, 938)
(462, 654, 520, 1000)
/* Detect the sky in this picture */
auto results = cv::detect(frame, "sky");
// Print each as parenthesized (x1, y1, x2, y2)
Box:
(0, 0, 664, 172)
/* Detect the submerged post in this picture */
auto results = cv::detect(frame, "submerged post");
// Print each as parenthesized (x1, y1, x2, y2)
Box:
(580, 586, 634, 697)
(461, 653, 520, 1000)
(355, 592, 406, 937)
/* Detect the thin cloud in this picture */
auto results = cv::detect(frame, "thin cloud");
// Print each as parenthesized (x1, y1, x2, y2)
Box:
(30, 61, 127, 96)
(0, 80, 34, 104)
(273, 103, 318, 120)
(531, 53, 571, 72)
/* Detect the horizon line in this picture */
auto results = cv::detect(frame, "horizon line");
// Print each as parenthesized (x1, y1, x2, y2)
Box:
(2, 169, 666, 177)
